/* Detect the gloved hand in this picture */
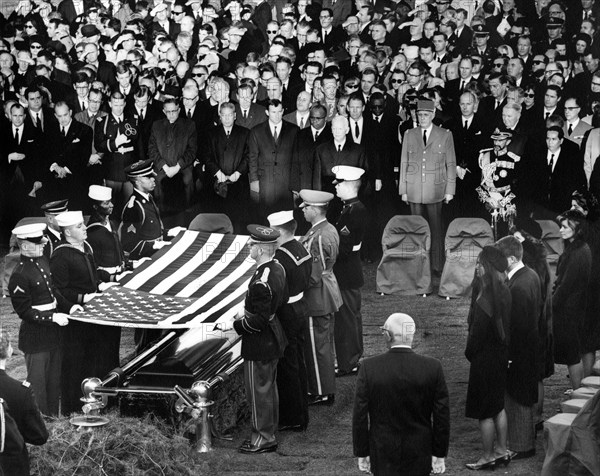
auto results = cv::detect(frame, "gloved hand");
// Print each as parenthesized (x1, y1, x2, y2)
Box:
(69, 305, 84, 314)
(98, 281, 120, 292)
(167, 226, 186, 237)
(153, 240, 171, 250)
(357, 456, 371, 473)
(83, 293, 99, 303)
(52, 313, 69, 326)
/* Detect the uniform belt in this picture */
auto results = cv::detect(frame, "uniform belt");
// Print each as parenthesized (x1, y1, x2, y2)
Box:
(32, 300, 57, 311)
(287, 292, 304, 304)
(352, 242, 362, 252)
(98, 265, 123, 274)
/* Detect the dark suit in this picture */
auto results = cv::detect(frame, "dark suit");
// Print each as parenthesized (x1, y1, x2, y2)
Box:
(57, 0, 91, 25)
(247, 120, 298, 216)
(313, 140, 368, 194)
(454, 26, 473, 54)
(47, 119, 93, 211)
(291, 125, 333, 191)
(477, 96, 508, 134)
(235, 102, 267, 130)
(353, 347, 450, 476)
(322, 0, 352, 27)
(251, 0, 272, 38)
(25, 106, 56, 137)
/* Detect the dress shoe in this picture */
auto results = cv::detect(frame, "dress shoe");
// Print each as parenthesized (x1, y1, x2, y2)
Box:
(508, 449, 535, 460)
(278, 424, 304, 432)
(335, 366, 359, 377)
(238, 442, 278, 454)
(494, 453, 511, 467)
(465, 460, 495, 470)
(308, 394, 335, 406)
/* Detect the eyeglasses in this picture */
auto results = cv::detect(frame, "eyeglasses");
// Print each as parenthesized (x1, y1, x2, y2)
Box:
(31, 45, 42, 49)
(192, 72, 207, 77)
(89, 99, 102, 104)
(267, 30, 278, 34)
(564, 106, 580, 110)
(183, 96, 198, 101)
(407, 72, 421, 77)
(471, 59, 481, 64)
(346, 83, 359, 88)
(532, 60, 545, 64)
(172, 10, 184, 14)
(391, 79, 403, 83)
(493, 63, 504, 67)
(25, 25, 35, 29)
(524, 92, 535, 98)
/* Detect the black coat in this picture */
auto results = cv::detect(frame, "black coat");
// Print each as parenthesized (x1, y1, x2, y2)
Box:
(291, 124, 333, 190)
(313, 140, 368, 193)
(353, 348, 450, 476)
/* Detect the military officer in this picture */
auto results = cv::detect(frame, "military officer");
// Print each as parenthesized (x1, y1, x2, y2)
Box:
(299, 190, 343, 406)
(119, 159, 172, 261)
(267, 210, 311, 432)
(331, 166, 368, 377)
(0, 330, 49, 476)
(8, 223, 74, 416)
(217, 225, 288, 454)
(40, 199, 69, 258)
(478, 129, 519, 194)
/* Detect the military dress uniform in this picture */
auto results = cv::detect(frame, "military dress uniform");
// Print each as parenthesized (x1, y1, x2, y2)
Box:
(9, 253, 70, 416)
(269, 212, 312, 430)
(41, 199, 69, 260)
(299, 193, 343, 403)
(233, 226, 288, 452)
(50, 238, 101, 415)
(0, 371, 48, 476)
(120, 189, 164, 260)
(333, 193, 368, 376)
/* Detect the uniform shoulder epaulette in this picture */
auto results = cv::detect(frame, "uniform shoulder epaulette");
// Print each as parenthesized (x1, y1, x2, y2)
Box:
(479, 148, 493, 154)
(126, 195, 136, 208)
(260, 267, 270, 283)
(507, 151, 520, 162)
(22, 380, 31, 388)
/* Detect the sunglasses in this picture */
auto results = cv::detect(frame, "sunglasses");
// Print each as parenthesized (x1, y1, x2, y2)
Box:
(391, 79, 403, 83)
(172, 10, 184, 14)
(346, 84, 359, 88)
(192, 73, 206, 77)
(524, 92, 535, 98)
(493, 63, 504, 67)
(31, 45, 42, 49)
(267, 30, 278, 34)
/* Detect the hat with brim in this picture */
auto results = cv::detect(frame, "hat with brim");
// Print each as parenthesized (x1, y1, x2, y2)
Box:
(247, 224, 280, 243)
(473, 24, 489, 36)
(299, 189, 334, 207)
(267, 210, 295, 228)
(491, 128, 512, 140)
(150, 3, 168, 16)
(41, 199, 69, 215)
(125, 159, 156, 178)
(13, 223, 47, 242)
(56, 211, 84, 228)
(332, 165, 365, 184)
(417, 99, 435, 112)
(88, 184, 112, 201)
(546, 17, 564, 28)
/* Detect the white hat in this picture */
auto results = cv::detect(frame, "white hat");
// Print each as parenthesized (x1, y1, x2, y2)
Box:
(403, 45, 419, 61)
(12, 223, 47, 240)
(267, 210, 294, 227)
(150, 3, 168, 15)
(332, 165, 365, 183)
(56, 211, 84, 228)
(88, 184, 112, 201)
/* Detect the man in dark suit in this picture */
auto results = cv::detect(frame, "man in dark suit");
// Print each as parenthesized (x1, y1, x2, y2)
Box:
(247, 99, 298, 219)
(496, 236, 541, 461)
(476, 73, 509, 134)
(24, 86, 57, 137)
(47, 102, 93, 211)
(204, 102, 250, 233)
(353, 312, 450, 475)
(251, 0, 272, 39)
(235, 83, 268, 130)
(319, 8, 346, 53)
(531, 126, 586, 219)
(454, 9, 473, 54)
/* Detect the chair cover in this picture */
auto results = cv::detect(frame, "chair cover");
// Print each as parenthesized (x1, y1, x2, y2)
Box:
(581, 376, 600, 389)
(1, 217, 47, 297)
(560, 399, 587, 414)
(438, 218, 494, 298)
(188, 213, 234, 234)
(572, 387, 598, 401)
(536, 220, 564, 284)
(542, 390, 600, 476)
(376, 215, 432, 295)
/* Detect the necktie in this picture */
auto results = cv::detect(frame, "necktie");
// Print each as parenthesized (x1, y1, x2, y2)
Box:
(337, 144, 341, 152)
(549, 153, 555, 172)
(140, 109, 145, 121)
(314, 131, 319, 141)
(243, 110, 247, 119)
(495, 100, 500, 110)
(460, 80, 465, 91)
(568, 124, 573, 136)
(545, 112, 550, 120)
(273, 126, 278, 142)
(300, 116, 305, 129)
(35, 113, 40, 128)
(354, 121, 360, 140)
(188, 109, 192, 118)
(464, 120, 468, 130)
(423, 129, 427, 146)
(61, 126, 66, 137)
(226, 129, 230, 138)
(14, 128, 19, 144)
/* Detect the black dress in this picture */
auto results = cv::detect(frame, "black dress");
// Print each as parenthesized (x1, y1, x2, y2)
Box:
(465, 287, 511, 420)
(582, 218, 600, 354)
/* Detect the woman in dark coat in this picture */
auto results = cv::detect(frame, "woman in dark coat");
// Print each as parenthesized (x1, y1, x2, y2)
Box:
(552, 209, 592, 390)
(465, 246, 512, 470)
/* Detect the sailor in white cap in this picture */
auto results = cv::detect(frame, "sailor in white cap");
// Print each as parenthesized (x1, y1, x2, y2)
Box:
(267, 210, 312, 431)
(331, 166, 368, 377)
(298, 190, 343, 405)
(51, 210, 117, 415)
(8, 222, 77, 416)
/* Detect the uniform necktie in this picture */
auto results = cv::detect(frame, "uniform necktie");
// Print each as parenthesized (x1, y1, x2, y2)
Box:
(300, 116, 305, 128)
(568, 123, 573, 136)
(423, 129, 428, 146)
(354, 121, 360, 140)
(549, 153, 555, 173)
(273, 126, 278, 142)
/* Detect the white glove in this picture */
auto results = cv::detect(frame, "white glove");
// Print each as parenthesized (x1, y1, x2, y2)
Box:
(456, 166, 467, 180)
(152, 240, 171, 250)
(69, 305, 84, 314)
(215, 170, 227, 183)
(167, 226, 186, 237)
(98, 281, 120, 292)
(8, 152, 25, 162)
(375, 179, 382, 192)
(432, 456, 445, 474)
(52, 313, 69, 326)
(230, 171, 241, 182)
(249, 180, 260, 194)
(116, 270, 133, 280)
(358, 456, 371, 473)
(401, 193, 408, 204)
(83, 293, 99, 303)
(131, 257, 151, 269)
(215, 320, 234, 331)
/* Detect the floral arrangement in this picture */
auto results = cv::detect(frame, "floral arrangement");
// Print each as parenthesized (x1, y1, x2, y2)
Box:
(476, 186, 517, 235)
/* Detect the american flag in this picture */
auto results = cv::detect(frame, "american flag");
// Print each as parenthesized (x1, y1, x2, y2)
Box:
(69, 231, 255, 328)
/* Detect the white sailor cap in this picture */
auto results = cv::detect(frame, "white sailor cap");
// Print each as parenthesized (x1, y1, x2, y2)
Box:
(88, 184, 112, 201)
(267, 210, 294, 227)
(332, 165, 365, 184)
(150, 2, 168, 16)
(12, 223, 47, 241)
(56, 211, 84, 228)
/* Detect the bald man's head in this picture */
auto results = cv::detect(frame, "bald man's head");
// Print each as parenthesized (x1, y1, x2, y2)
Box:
(383, 313, 415, 347)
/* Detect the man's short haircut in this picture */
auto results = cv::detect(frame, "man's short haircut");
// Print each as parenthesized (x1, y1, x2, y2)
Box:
(267, 98, 283, 109)
(547, 125, 564, 139)
(310, 103, 327, 116)
(219, 101, 235, 114)
(496, 236, 523, 261)
(503, 101, 522, 114)
(348, 92, 365, 106)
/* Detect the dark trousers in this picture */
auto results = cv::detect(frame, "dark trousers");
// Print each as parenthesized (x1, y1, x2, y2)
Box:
(334, 288, 363, 373)
(410, 201, 444, 273)
(244, 359, 278, 447)
(277, 311, 309, 429)
(305, 313, 336, 396)
(25, 349, 62, 416)
(155, 167, 194, 213)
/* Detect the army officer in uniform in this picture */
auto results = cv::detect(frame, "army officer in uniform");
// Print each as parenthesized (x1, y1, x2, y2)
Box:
(217, 225, 288, 454)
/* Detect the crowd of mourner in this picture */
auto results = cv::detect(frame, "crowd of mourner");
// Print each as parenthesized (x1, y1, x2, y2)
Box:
(1, 0, 600, 473)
